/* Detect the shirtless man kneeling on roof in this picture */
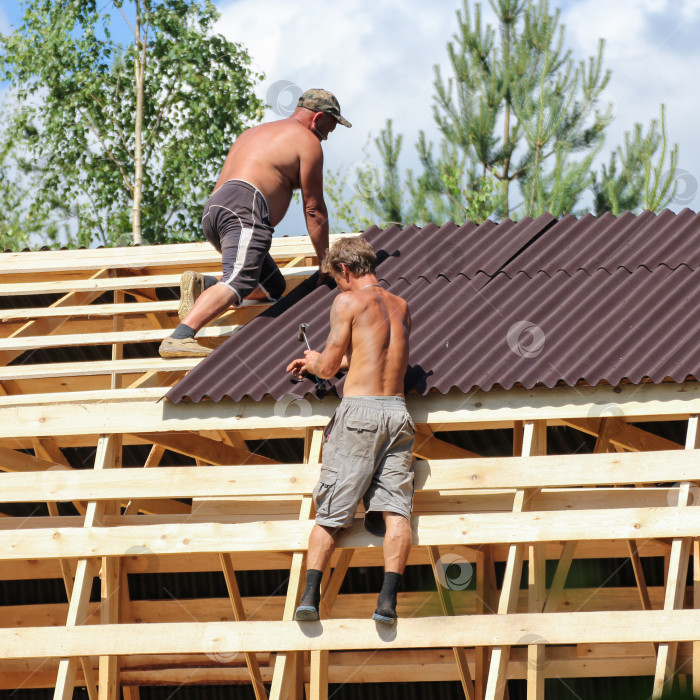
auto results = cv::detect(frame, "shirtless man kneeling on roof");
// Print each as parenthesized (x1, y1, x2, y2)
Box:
(286, 237, 415, 624)
(159, 89, 351, 358)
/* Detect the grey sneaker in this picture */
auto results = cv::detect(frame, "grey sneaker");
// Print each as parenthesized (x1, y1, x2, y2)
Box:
(159, 336, 213, 358)
(178, 271, 205, 321)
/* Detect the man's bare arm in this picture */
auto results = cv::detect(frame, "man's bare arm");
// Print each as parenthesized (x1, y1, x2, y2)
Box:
(311, 294, 353, 379)
(299, 140, 329, 265)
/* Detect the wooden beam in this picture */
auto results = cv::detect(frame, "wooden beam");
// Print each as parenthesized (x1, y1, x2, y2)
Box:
(0, 268, 110, 365)
(3, 381, 699, 440)
(428, 546, 476, 699)
(8, 506, 700, 562)
(0, 357, 198, 382)
(133, 431, 279, 466)
(271, 428, 322, 700)
(5, 610, 700, 660)
(562, 418, 683, 452)
(2, 586, 692, 630)
(413, 425, 480, 459)
(0, 266, 315, 297)
(220, 553, 268, 700)
(6, 448, 700, 504)
(0, 234, 352, 276)
(54, 435, 118, 700)
(0, 323, 238, 353)
(485, 420, 546, 700)
(652, 415, 700, 698)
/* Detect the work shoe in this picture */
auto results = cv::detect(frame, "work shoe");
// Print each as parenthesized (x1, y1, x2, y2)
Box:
(372, 605, 397, 625)
(294, 604, 320, 622)
(178, 270, 205, 320)
(159, 336, 213, 358)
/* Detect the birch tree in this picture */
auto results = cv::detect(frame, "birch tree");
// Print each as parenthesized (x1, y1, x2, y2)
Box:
(1, 0, 263, 245)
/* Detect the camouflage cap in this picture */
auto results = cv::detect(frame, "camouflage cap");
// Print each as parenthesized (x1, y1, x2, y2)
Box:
(297, 88, 352, 128)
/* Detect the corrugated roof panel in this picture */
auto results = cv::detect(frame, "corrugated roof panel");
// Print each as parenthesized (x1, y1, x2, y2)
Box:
(166, 210, 700, 404)
(506, 208, 700, 277)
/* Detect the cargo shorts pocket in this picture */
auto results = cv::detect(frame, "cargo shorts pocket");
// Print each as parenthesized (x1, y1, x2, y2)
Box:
(313, 465, 339, 516)
(344, 418, 378, 458)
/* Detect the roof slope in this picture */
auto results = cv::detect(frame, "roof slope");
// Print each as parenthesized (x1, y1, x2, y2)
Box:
(166, 209, 700, 403)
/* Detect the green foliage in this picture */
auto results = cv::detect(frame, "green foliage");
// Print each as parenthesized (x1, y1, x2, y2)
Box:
(592, 104, 678, 215)
(0, 0, 263, 247)
(327, 0, 679, 228)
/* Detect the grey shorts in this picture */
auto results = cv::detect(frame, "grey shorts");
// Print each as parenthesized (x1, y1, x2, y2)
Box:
(201, 179, 286, 304)
(313, 396, 415, 536)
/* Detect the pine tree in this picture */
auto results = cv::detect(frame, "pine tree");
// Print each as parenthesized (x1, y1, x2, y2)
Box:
(328, 0, 679, 229)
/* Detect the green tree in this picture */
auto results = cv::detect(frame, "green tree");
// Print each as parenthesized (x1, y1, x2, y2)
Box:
(0, 0, 263, 246)
(329, 0, 678, 228)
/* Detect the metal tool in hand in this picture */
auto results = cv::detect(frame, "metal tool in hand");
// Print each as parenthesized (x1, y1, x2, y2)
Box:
(298, 323, 325, 391)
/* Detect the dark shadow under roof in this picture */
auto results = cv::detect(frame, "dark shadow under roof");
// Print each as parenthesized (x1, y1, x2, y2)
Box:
(166, 209, 700, 403)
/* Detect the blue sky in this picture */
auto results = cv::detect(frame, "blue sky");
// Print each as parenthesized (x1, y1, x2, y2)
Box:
(2, 0, 699, 234)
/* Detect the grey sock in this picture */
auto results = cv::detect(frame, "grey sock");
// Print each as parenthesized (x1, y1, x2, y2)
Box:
(203, 275, 218, 290)
(170, 323, 195, 340)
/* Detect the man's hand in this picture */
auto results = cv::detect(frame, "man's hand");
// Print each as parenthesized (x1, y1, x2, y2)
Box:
(286, 350, 321, 379)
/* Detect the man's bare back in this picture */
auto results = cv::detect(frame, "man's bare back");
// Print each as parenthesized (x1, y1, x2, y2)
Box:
(286, 241, 411, 396)
(215, 119, 325, 227)
(335, 287, 410, 396)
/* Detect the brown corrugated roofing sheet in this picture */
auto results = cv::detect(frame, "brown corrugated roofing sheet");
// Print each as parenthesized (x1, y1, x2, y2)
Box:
(166, 209, 700, 403)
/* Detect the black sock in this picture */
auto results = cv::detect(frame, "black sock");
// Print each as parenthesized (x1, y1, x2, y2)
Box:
(170, 323, 195, 340)
(375, 572, 402, 616)
(299, 569, 323, 610)
(203, 275, 218, 290)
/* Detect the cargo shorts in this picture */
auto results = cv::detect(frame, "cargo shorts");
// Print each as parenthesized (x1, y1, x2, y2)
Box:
(313, 396, 415, 536)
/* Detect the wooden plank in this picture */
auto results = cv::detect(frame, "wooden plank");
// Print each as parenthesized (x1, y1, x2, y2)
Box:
(0, 323, 239, 353)
(543, 542, 576, 613)
(8, 506, 700, 562)
(0, 357, 198, 382)
(1, 586, 690, 630)
(54, 435, 117, 700)
(485, 420, 546, 700)
(653, 415, 700, 698)
(527, 543, 546, 699)
(9, 450, 700, 502)
(3, 381, 699, 440)
(0, 445, 65, 473)
(627, 540, 653, 611)
(220, 554, 268, 700)
(98, 525, 121, 700)
(562, 418, 683, 452)
(413, 425, 480, 459)
(428, 546, 476, 700)
(271, 428, 322, 700)
(0, 234, 353, 275)
(5, 610, 700, 659)
(0, 266, 316, 297)
(0, 268, 110, 365)
(133, 432, 279, 467)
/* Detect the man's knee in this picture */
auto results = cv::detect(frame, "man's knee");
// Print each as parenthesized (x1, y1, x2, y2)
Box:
(259, 271, 286, 300)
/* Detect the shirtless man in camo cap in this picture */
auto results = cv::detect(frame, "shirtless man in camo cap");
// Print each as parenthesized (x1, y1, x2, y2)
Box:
(160, 89, 351, 358)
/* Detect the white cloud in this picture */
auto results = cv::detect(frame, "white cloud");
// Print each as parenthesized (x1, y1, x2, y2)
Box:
(214, 0, 700, 232)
